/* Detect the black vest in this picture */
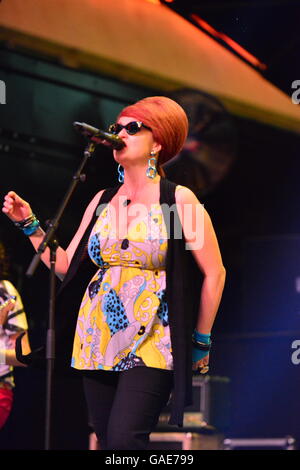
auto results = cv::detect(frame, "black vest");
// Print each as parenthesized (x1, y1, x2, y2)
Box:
(55, 177, 202, 426)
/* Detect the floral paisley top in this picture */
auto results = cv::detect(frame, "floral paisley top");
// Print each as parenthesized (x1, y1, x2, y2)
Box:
(71, 202, 173, 371)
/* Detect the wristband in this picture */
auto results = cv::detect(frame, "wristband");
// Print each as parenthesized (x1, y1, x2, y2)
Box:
(13, 213, 36, 229)
(14, 214, 41, 236)
(192, 347, 209, 363)
(193, 330, 211, 343)
(23, 218, 40, 236)
(192, 330, 211, 373)
(192, 330, 211, 351)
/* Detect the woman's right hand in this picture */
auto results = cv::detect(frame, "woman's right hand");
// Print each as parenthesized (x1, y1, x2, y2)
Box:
(2, 191, 32, 222)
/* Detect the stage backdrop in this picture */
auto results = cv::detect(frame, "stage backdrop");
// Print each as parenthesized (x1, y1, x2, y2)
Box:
(0, 45, 300, 449)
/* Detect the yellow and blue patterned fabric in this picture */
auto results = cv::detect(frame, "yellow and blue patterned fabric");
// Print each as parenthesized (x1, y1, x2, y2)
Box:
(71, 203, 172, 371)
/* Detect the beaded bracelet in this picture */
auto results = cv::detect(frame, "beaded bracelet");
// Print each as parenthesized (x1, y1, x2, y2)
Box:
(14, 214, 41, 236)
(14, 213, 36, 229)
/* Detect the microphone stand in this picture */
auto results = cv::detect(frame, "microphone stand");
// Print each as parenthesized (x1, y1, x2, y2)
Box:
(26, 140, 97, 450)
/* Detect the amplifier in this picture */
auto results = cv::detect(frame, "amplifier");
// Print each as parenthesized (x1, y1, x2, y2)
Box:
(157, 375, 231, 432)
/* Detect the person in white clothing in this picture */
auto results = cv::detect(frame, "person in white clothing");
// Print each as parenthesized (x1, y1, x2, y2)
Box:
(0, 242, 30, 429)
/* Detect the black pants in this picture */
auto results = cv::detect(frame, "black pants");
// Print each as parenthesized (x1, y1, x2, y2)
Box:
(83, 367, 173, 450)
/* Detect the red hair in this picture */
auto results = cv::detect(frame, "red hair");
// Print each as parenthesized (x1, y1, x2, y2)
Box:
(118, 96, 188, 175)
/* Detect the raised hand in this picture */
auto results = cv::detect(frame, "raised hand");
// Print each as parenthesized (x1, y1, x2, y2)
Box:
(2, 191, 32, 222)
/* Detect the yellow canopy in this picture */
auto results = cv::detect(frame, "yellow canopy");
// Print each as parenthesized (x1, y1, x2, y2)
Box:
(1, 0, 299, 132)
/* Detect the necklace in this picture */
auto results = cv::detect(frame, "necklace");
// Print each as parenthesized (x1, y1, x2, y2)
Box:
(121, 176, 160, 207)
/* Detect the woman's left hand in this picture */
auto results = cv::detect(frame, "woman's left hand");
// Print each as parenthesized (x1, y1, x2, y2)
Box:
(192, 353, 209, 374)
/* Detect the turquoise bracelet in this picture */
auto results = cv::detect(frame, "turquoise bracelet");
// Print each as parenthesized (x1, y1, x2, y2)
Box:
(23, 218, 40, 236)
(193, 330, 211, 344)
(192, 330, 211, 363)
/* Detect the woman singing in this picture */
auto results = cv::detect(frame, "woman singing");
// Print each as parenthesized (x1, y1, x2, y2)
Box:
(2, 96, 225, 450)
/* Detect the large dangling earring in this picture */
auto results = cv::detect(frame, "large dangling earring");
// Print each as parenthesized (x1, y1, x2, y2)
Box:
(117, 164, 124, 183)
(146, 151, 157, 179)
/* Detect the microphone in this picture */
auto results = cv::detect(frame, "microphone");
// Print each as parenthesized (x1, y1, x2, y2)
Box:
(73, 122, 125, 150)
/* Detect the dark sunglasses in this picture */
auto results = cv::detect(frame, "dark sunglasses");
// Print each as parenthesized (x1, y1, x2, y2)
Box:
(108, 121, 152, 135)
